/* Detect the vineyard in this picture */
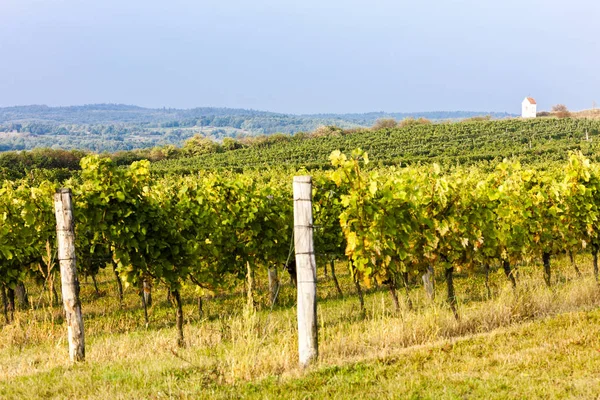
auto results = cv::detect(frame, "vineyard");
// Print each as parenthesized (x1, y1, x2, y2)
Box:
(3, 146, 600, 397)
(3, 118, 600, 182)
(152, 118, 600, 173)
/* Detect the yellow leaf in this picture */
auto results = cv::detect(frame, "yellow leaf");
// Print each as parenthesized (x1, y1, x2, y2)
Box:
(369, 181, 377, 196)
(346, 232, 358, 254)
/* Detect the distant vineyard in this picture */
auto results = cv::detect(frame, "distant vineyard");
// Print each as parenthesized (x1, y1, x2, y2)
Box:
(2, 118, 599, 181)
(152, 118, 600, 173)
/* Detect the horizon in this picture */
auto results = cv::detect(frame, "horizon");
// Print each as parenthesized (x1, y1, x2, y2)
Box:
(1, 0, 598, 114)
(0, 102, 518, 116)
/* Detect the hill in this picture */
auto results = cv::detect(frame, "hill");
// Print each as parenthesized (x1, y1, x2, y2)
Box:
(1, 117, 599, 180)
(0, 104, 514, 126)
(152, 118, 600, 173)
(0, 104, 515, 153)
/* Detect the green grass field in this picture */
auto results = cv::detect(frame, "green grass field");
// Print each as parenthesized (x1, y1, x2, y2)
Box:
(2, 255, 600, 399)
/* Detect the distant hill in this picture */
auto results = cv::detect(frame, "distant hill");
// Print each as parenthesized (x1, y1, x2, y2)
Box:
(0, 104, 517, 152)
(0, 104, 515, 125)
(0, 104, 280, 125)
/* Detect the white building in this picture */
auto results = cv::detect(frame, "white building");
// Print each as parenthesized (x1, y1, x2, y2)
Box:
(522, 97, 537, 118)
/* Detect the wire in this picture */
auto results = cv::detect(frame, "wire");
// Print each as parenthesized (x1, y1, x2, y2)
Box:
(270, 229, 294, 311)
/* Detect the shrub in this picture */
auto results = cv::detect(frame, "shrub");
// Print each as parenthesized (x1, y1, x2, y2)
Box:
(372, 118, 398, 130)
(399, 117, 432, 127)
(311, 125, 343, 138)
(183, 134, 219, 156)
(552, 104, 571, 118)
(222, 137, 244, 151)
(463, 115, 492, 122)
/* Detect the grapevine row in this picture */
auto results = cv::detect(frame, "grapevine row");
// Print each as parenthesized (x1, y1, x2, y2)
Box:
(1, 150, 600, 343)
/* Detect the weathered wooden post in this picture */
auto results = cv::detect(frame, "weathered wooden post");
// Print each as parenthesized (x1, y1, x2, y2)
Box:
(422, 265, 435, 301)
(268, 266, 279, 306)
(142, 279, 152, 307)
(54, 188, 85, 362)
(293, 176, 318, 368)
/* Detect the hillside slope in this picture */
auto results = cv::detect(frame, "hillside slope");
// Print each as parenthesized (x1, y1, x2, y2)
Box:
(153, 118, 600, 172)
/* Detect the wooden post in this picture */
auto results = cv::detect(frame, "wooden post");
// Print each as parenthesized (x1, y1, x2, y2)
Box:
(142, 279, 152, 307)
(422, 265, 435, 301)
(172, 289, 185, 347)
(246, 261, 255, 310)
(140, 281, 149, 327)
(268, 266, 279, 306)
(445, 266, 459, 320)
(113, 263, 123, 304)
(54, 188, 85, 362)
(293, 176, 318, 368)
(15, 282, 29, 310)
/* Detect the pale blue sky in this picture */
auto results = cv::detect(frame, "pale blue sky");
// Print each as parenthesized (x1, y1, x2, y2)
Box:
(0, 0, 598, 113)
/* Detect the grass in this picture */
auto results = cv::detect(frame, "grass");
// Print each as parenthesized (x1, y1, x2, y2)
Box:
(1, 254, 600, 399)
(572, 109, 600, 119)
(228, 309, 600, 399)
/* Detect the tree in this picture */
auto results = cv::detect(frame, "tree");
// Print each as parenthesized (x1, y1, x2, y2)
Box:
(183, 135, 219, 156)
(551, 104, 571, 119)
(311, 125, 343, 138)
(222, 137, 243, 151)
(372, 119, 398, 130)
(399, 117, 432, 127)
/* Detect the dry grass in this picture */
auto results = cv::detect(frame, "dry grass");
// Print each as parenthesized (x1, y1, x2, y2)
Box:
(571, 109, 600, 119)
(1, 254, 599, 398)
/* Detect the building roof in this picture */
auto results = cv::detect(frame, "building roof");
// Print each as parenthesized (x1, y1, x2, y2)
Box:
(524, 97, 536, 104)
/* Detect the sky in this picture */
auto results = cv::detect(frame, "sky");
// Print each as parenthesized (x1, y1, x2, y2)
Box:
(0, 0, 598, 114)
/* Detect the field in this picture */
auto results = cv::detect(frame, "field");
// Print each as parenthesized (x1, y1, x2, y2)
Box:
(2, 254, 600, 399)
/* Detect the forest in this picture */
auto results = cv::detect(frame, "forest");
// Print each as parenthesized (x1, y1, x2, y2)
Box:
(0, 104, 515, 152)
